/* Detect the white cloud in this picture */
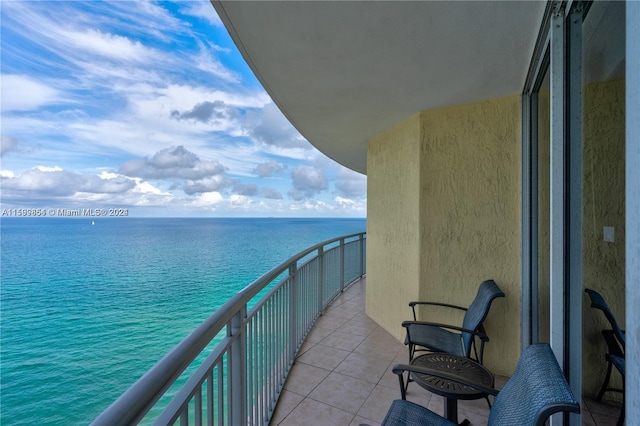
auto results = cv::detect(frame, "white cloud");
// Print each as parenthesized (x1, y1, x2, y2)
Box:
(288, 165, 328, 201)
(60, 28, 160, 63)
(1, 75, 61, 112)
(119, 146, 227, 180)
(262, 187, 283, 200)
(253, 160, 287, 178)
(334, 167, 367, 199)
(191, 191, 224, 207)
(1, 166, 134, 197)
(1, 136, 20, 156)
(0, 1, 367, 218)
(181, 2, 224, 27)
(243, 102, 310, 150)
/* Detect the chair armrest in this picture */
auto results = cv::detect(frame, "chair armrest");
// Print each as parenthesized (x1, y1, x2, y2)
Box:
(402, 320, 490, 342)
(391, 363, 499, 398)
(408, 301, 468, 311)
(408, 301, 468, 321)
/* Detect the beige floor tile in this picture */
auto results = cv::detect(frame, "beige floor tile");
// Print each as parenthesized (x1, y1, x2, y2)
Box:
(427, 394, 446, 417)
(405, 386, 433, 408)
(282, 362, 331, 396)
(319, 330, 367, 352)
(378, 363, 404, 391)
(270, 390, 305, 425)
(296, 339, 316, 358)
(356, 385, 399, 424)
(333, 352, 392, 385)
(313, 314, 348, 331)
(350, 415, 381, 426)
(324, 304, 361, 320)
(457, 396, 492, 417)
(296, 343, 351, 370)
(341, 315, 380, 335)
(304, 325, 333, 344)
(340, 322, 378, 337)
(308, 371, 375, 414)
(458, 408, 489, 426)
(353, 336, 404, 362)
(278, 398, 355, 426)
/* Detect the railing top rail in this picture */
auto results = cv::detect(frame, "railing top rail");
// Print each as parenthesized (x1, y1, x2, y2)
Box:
(91, 231, 366, 425)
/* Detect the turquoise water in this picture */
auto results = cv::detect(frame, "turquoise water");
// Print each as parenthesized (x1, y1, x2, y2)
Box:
(0, 217, 366, 425)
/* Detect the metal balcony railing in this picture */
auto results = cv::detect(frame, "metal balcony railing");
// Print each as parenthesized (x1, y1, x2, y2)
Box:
(92, 232, 366, 425)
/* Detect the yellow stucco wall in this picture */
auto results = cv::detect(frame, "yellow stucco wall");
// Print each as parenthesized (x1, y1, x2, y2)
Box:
(366, 96, 522, 376)
(366, 113, 422, 337)
(582, 78, 626, 399)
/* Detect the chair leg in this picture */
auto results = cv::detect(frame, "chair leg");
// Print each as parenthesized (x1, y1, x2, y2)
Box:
(597, 360, 614, 401)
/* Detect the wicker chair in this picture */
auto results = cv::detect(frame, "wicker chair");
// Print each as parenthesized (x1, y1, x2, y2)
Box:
(382, 343, 580, 426)
(403, 280, 504, 365)
(585, 288, 625, 426)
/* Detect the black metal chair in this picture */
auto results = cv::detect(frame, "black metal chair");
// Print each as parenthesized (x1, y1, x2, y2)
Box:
(403, 279, 505, 365)
(382, 343, 580, 426)
(585, 288, 625, 426)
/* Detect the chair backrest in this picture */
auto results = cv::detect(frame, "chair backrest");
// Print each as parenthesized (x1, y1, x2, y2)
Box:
(488, 344, 580, 426)
(584, 288, 625, 349)
(461, 279, 505, 356)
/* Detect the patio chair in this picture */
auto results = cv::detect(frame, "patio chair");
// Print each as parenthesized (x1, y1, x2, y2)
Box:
(585, 288, 625, 426)
(382, 343, 580, 426)
(402, 279, 504, 365)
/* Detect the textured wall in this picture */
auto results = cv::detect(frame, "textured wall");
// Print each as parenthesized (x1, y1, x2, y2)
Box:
(366, 113, 422, 339)
(582, 78, 626, 399)
(366, 96, 521, 375)
(417, 96, 521, 375)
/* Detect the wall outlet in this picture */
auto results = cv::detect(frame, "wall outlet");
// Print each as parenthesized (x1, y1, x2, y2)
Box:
(604, 226, 615, 242)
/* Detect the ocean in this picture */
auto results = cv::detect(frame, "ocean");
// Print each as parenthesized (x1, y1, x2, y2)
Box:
(0, 217, 366, 425)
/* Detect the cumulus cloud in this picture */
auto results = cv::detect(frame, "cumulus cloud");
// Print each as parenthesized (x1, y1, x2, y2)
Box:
(119, 146, 226, 180)
(334, 167, 367, 199)
(1, 167, 135, 197)
(171, 100, 239, 124)
(244, 102, 309, 149)
(183, 176, 227, 195)
(288, 165, 328, 201)
(232, 182, 258, 196)
(253, 160, 287, 178)
(262, 187, 283, 200)
(190, 191, 224, 207)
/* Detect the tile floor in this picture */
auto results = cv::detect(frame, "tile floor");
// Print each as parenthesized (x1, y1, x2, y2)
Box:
(269, 277, 623, 425)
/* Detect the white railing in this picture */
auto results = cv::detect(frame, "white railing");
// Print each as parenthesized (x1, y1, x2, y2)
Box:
(92, 232, 366, 425)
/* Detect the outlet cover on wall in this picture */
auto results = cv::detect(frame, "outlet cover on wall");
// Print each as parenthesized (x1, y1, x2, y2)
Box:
(604, 226, 615, 242)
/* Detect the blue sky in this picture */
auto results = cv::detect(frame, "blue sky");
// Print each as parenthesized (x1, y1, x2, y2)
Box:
(0, 1, 367, 217)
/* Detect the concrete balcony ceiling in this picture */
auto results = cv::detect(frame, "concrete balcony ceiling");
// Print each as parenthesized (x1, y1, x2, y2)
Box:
(212, 1, 547, 174)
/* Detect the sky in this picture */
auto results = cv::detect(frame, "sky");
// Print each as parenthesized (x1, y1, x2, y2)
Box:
(0, 0, 367, 218)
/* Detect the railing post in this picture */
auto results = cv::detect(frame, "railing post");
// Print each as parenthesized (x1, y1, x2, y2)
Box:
(229, 306, 246, 426)
(359, 234, 365, 277)
(340, 238, 345, 292)
(318, 246, 324, 314)
(288, 262, 298, 361)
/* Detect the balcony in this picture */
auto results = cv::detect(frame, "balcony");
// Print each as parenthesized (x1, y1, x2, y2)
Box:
(93, 232, 622, 425)
(271, 277, 622, 426)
